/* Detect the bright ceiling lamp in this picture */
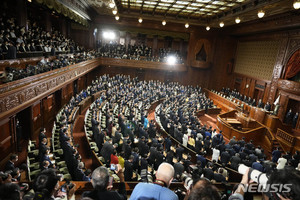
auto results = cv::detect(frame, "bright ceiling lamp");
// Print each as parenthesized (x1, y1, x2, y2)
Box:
(235, 17, 241, 24)
(185, 23, 189, 28)
(206, 26, 210, 31)
(219, 22, 224, 27)
(257, 10, 265, 18)
(115, 15, 120, 20)
(293, 0, 300, 9)
(138, 17, 143, 23)
(109, 1, 115, 8)
(112, 9, 117, 15)
(162, 20, 166, 26)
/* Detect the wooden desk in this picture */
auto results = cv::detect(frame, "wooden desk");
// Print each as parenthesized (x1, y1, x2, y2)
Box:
(224, 118, 242, 129)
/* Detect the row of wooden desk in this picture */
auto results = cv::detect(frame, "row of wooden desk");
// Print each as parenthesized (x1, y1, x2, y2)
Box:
(205, 89, 281, 133)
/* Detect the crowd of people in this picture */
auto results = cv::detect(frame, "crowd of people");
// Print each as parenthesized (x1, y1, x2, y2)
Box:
(98, 42, 184, 64)
(0, 51, 98, 83)
(1, 74, 300, 200)
(0, 13, 85, 60)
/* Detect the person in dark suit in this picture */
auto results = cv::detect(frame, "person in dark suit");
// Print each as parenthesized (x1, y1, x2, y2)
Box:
(124, 140, 132, 160)
(5, 154, 18, 171)
(6, 42, 16, 59)
(264, 102, 271, 111)
(293, 112, 299, 129)
(220, 150, 231, 165)
(39, 128, 47, 144)
(101, 138, 115, 164)
(39, 137, 48, 162)
(203, 163, 214, 180)
(124, 155, 134, 181)
(272, 147, 282, 163)
(230, 153, 241, 170)
(30, 42, 36, 51)
(175, 144, 184, 160)
(82, 165, 127, 200)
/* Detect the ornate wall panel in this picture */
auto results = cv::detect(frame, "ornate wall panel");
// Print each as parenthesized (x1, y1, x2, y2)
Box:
(234, 41, 280, 81)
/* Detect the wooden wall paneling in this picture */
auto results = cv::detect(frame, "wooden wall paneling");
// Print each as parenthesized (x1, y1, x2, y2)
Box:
(54, 89, 62, 113)
(249, 79, 256, 98)
(0, 118, 13, 163)
(31, 101, 42, 140)
(278, 93, 289, 123)
(42, 94, 55, 126)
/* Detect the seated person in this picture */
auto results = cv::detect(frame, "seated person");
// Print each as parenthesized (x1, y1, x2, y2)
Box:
(81, 165, 126, 200)
(130, 162, 178, 200)
(5, 154, 18, 171)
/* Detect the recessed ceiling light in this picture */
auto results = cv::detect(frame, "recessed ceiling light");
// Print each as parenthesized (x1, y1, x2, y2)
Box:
(138, 18, 143, 23)
(219, 22, 224, 27)
(257, 10, 265, 18)
(206, 26, 210, 31)
(293, 0, 300, 9)
(185, 23, 189, 28)
(162, 20, 166, 25)
(235, 17, 241, 24)
(115, 15, 120, 20)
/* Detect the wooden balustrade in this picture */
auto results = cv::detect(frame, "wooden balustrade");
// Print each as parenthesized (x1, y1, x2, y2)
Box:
(0, 57, 189, 123)
(276, 129, 296, 152)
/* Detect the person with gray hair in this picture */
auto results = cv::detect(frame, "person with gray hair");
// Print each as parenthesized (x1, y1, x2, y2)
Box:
(81, 165, 126, 200)
(130, 162, 178, 200)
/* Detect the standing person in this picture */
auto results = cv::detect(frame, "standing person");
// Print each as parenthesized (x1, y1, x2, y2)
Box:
(130, 163, 178, 200)
(82, 165, 126, 200)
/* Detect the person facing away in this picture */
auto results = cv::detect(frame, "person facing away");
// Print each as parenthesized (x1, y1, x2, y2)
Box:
(130, 162, 178, 200)
(81, 165, 126, 200)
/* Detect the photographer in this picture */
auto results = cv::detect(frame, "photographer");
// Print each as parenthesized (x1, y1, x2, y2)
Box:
(231, 166, 300, 200)
(81, 164, 126, 200)
(33, 169, 76, 200)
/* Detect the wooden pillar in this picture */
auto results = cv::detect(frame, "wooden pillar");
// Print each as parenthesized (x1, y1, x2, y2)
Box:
(278, 94, 289, 122)
(60, 18, 67, 36)
(153, 36, 158, 57)
(45, 12, 52, 32)
(17, 0, 27, 28)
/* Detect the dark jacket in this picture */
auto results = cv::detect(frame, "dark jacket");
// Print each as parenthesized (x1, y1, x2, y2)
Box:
(82, 182, 127, 200)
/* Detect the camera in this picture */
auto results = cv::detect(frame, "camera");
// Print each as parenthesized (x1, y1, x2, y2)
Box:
(238, 164, 268, 186)
(181, 173, 193, 191)
(61, 180, 74, 192)
(110, 164, 118, 171)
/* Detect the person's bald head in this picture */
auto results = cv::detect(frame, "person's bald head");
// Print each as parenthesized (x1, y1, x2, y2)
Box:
(156, 163, 174, 187)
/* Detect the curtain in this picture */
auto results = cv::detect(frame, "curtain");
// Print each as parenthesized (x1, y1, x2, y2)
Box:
(284, 49, 300, 79)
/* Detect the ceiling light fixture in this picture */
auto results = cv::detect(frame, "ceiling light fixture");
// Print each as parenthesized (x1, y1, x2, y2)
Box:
(185, 23, 189, 28)
(138, 18, 143, 23)
(235, 17, 241, 24)
(162, 20, 166, 26)
(257, 10, 265, 18)
(109, 1, 115, 8)
(115, 15, 119, 20)
(219, 22, 224, 27)
(293, 0, 300, 9)
(206, 26, 210, 31)
(112, 9, 117, 15)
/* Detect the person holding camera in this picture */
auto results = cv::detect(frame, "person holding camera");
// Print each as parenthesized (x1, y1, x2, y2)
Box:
(33, 168, 76, 200)
(81, 164, 126, 200)
(130, 162, 178, 200)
